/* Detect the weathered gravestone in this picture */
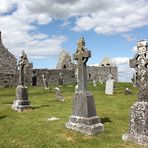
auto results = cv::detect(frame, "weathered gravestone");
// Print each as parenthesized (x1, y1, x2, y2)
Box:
(12, 51, 32, 112)
(65, 37, 104, 135)
(93, 79, 97, 87)
(58, 72, 63, 85)
(42, 74, 49, 90)
(105, 74, 114, 95)
(54, 87, 64, 101)
(131, 73, 138, 87)
(122, 40, 148, 145)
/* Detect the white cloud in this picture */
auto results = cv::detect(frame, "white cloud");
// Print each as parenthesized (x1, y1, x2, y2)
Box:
(0, 0, 148, 60)
(112, 57, 134, 82)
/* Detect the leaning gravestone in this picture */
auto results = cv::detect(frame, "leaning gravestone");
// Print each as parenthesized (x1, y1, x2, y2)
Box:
(65, 37, 104, 135)
(12, 51, 32, 112)
(105, 74, 114, 95)
(122, 40, 148, 145)
(54, 87, 64, 101)
(42, 74, 49, 90)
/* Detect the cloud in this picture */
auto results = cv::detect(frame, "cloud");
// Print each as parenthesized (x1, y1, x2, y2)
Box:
(0, 0, 148, 60)
(112, 57, 134, 82)
(72, 0, 148, 34)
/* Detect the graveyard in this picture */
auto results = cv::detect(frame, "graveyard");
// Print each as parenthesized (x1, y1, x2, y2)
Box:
(0, 82, 143, 148)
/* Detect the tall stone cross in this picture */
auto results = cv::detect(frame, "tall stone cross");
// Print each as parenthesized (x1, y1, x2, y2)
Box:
(18, 50, 29, 86)
(129, 40, 148, 102)
(73, 37, 91, 91)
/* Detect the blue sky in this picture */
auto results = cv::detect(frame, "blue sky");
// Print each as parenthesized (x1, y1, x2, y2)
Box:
(0, 0, 148, 81)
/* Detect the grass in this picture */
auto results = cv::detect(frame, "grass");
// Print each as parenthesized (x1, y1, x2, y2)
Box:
(0, 82, 145, 148)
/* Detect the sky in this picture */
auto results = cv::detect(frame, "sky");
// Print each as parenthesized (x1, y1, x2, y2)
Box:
(0, 0, 148, 82)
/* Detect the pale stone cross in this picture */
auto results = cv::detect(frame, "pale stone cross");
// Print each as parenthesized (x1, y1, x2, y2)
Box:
(18, 50, 29, 85)
(73, 37, 91, 91)
(129, 40, 148, 101)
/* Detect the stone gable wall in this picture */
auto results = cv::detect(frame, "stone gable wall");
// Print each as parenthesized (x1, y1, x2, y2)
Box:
(0, 44, 17, 74)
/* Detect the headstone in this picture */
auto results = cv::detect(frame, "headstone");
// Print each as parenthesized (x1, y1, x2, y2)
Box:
(124, 88, 132, 95)
(65, 37, 104, 135)
(42, 74, 49, 90)
(58, 72, 63, 85)
(54, 87, 64, 101)
(122, 40, 148, 145)
(105, 74, 114, 95)
(93, 79, 97, 87)
(12, 51, 32, 112)
(99, 75, 103, 84)
(131, 73, 138, 87)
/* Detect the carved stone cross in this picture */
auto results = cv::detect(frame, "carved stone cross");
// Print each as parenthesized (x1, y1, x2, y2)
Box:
(129, 40, 148, 102)
(18, 50, 29, 85)
(73, 37, 91, 91)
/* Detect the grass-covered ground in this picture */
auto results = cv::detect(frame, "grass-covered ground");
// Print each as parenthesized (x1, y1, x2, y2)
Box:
(0, 82, 145, 148)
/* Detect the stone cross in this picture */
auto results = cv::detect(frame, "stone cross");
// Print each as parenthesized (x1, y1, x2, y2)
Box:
(73, 37, 91, 91)
(129, 40, 148, 102)
(18, 50, 29, 86)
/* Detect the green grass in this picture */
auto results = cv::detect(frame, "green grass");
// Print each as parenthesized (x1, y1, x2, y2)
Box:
(0, 82, 145, 148)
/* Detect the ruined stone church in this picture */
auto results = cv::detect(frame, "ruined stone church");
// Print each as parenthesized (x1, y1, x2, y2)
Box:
(0, 31, 117, 87)
(0, 31, 18, 87)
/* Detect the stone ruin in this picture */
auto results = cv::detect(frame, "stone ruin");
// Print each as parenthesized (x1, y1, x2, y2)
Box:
(0, 31, 18, 87)
(0, 31, 118, 87)
(122, 40, 148, 145)
(56, 49, 74, 70)
(66, 37, 104, 135)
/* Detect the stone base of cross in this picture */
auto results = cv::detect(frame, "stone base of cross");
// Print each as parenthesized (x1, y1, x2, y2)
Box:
(12, 85, 32, 112)
(122, 102, 148, 145)
(65, 91, 104, 135)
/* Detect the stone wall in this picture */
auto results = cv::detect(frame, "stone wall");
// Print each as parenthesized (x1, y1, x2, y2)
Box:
(87, 66, 118, 82)
(0, 73, 18, 87)
(30, 69, 75, 86)
(0, 43, 17, 75)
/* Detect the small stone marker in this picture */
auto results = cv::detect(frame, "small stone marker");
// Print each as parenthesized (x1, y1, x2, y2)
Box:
(59, 72, 63, 85)
(105, 74, 114, 95)
(124, 88, 132, 95)
(12, 51, 32, 112)
(42, 74, 49, 90)
(122, 40, 148, 145)
(93, 79, 97, 87)
(47, 117, 60, 121)
(65, 37, 104, 135)
(54, 87, 64, 101)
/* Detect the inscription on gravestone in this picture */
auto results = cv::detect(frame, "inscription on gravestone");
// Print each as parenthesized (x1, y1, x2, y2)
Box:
(122, 40, 148, 145)
(65, 37, 104, 135)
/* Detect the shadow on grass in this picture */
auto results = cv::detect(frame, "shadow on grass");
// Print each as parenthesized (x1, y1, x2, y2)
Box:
(100, 117, 112, 124)
(1, 101, 13, 104)
(32, 104, 50, 110)
(0, 115, 7, 119)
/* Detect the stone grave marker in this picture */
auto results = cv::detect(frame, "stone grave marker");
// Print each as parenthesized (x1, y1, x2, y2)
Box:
(58, 72, 63, 85)
(54, 87, 64, 101)
(12, 51, 32, 112)
(42, 74, 49, 90)
(65, 37, 104, 135)
(122, 40, 148, 145)
(105, 73, 114, 95)
(93, 79, 97, 87)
